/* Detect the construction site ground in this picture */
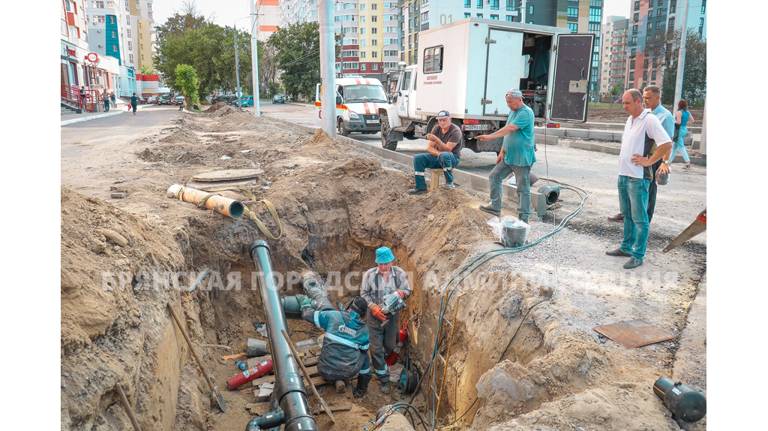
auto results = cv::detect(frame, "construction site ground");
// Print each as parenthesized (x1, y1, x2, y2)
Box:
(61, 104, 706, 430)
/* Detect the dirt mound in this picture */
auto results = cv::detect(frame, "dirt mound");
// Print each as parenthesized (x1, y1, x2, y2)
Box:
(204, 102, 229, 113)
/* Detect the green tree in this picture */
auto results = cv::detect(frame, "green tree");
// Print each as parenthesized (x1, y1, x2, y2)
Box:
(611, 84, 623, 97)
(268, 22, 320, 101)
(662, 32, 706, 106)
(139, 65, 156, 75)
(175, 64, 200, 108)
(154, 12, 254, 98)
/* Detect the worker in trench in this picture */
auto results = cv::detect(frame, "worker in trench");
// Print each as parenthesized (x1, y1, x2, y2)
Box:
(361, 246, 412, 394)
(297, 295, 374, 397)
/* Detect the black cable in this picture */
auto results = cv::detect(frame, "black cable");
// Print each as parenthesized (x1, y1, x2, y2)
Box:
(498, 298, 549, 362)
(443, 397, 478, 428)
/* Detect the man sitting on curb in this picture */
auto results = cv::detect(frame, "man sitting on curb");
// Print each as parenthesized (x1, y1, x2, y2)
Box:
(408, 110, 463, 194)
(476, 89, 536, 222)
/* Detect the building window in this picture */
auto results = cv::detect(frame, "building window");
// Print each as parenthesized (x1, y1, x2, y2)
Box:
(372, 38, 378, 45)
(567, 7, 578, 18)
(372, 15, 378, 22)
(477, 13, 483, 18)
(465, 0, 471, 7)
(490, 14, 499, 20)
(568, 22, 578, 32)
(589, 7, 602, 22)
(490, 0, 499, 10)
(372, 3, 378, 10)
(506, 15, 514, 21)
(361, 64, 367, 71)
(506, 0, 514, 11)
(465, 12, 471, 18)
(372, 51, 378, 58)
(423, 46, 444, 74)
(476, 0, 483, 8)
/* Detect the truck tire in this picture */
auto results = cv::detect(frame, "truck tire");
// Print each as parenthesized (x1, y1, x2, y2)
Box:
(380, 113, 399, 151)
(337, 118, 350, 136)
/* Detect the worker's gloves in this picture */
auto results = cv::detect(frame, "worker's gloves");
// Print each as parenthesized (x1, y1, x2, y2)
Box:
(369, 304, 388, 322)
(297, 294, 314, 310)
(395, 290, 408, 299)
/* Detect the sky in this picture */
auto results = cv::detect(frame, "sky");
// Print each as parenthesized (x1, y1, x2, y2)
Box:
(153, 0, 633, 29)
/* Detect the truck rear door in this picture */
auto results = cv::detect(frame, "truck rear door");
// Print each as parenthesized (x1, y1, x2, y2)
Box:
(548, 33, 595, 122)
(482, 28, 524, 116)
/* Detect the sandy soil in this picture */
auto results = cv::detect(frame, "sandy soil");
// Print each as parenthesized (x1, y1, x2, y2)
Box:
(61, 104, 706, 430)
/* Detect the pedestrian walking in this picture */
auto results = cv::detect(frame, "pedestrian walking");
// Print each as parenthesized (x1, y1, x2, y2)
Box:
(103, 90, 110, 112)
(130, 93, 138, 115)
(407, 110, 463, 194)
(79, 86, 87, 112)
(476, 89, 536, 222)
(110, 91, 116, 109)
(606, 89, 673, 269)
(608, 85, 673, 223)
(669, 99, 694, 169)
(361, 246, 412, 394)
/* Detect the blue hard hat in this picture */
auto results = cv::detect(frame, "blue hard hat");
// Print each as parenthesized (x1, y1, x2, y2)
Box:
(375, 246, 395, 264)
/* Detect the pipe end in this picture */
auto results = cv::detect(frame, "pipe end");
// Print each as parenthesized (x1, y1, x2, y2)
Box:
(229, 201, 245, 218)
(250, 240, 269, 255)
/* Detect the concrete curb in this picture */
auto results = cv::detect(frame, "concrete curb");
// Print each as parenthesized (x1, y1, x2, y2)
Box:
(279, 120, 550, 218)
(560, 139, 706, 167)
(60, 104, 155, 126)
(61, 110, 124, 126)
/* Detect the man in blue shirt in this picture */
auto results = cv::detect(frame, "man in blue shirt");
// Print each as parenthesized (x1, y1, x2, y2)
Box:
(476, 89, 536, 222)
(609, 85, 673, 223)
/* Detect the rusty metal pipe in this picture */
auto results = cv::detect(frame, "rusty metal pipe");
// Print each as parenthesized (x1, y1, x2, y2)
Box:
(166, 184, 244, 218)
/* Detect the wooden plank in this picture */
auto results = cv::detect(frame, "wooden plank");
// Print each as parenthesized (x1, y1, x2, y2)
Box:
(251, 366, 320, 388)
(245, 402, 272, 416)
(313, 402, 353, 415)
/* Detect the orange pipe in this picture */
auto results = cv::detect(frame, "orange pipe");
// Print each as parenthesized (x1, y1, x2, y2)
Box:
(166, 184, 245, 218)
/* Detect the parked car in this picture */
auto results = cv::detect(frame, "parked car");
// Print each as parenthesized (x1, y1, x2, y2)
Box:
(213, 95, 237, 105)
(272, 94, 286, 104)
(158, 95, 173, 105)
(233, 96, 254, 107)
(174, 95, 185, 105)
(147, 96, 159, 104)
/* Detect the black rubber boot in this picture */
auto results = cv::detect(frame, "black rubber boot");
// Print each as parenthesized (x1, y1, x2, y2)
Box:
(353, 374, 371, 398)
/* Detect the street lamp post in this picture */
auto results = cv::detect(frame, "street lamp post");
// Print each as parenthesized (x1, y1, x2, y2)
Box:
(318, 0, 336, 137)
(234, 22, 242, 102)
(250, 0, 261, 116)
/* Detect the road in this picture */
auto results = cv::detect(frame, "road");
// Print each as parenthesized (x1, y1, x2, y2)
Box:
(257, 102, 707, 240)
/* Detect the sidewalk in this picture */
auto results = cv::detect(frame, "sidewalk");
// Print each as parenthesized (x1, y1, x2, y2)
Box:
(61, 103, 152, 126)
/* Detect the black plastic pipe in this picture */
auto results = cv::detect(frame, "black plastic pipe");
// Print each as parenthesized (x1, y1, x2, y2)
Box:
(250, 241, 317, 431)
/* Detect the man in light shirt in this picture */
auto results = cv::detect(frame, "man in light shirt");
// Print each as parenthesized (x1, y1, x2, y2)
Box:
(606, 89, 672, 269)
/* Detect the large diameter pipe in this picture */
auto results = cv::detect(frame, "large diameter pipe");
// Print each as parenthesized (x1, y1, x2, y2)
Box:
(167, 184, 245, 218)
(250, 241, 317, 431)
(301, 271, 334, 311)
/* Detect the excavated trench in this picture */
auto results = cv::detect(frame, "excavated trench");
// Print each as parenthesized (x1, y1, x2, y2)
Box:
(62, 109, 702, 431)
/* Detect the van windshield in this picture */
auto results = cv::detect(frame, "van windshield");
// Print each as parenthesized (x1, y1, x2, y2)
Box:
(343, 85, 387, 103)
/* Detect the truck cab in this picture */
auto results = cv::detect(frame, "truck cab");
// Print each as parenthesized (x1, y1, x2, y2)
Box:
(315, 77, 389, 136)
(379, 19, 595, 153)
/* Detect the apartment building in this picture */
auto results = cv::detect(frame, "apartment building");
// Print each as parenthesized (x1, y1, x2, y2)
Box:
(600, 15, 629, 98)
(335, 1, 401, 78)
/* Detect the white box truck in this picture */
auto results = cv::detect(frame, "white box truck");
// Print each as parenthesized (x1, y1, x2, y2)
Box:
(379, 19, 595, 153)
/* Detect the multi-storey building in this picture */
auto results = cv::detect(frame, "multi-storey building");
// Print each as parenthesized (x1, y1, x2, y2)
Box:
(256, 0, 283, 41)
(334, 1, 401, 78)
(399, 1, 603, 98)
(625, 0, 706, 92)
(281, 0, 319, 25)
(600, 15, 629, 99)
(86, 0, 137, 97)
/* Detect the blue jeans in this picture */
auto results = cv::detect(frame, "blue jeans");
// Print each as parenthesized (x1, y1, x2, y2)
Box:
(618, 175, 651, 260)
(413, 152, 460, 190)
(668, 127, 690, 163)
(489, 162, 532, 222)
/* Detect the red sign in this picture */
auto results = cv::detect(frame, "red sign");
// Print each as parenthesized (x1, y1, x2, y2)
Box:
(85, 52, 100, 63)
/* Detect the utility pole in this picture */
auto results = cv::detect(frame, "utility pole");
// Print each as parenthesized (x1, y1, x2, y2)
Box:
(234, 23, 242, 100)
(521, 0, 527, 23)
(318, 0, 336, 137)
(249, 0, 261, 116)
(673, 0, 689, 114)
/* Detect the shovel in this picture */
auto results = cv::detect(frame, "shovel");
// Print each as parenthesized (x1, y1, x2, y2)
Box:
(166, 303, 227, 412)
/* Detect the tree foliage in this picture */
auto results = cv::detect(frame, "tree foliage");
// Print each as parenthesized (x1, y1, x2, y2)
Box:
(175, 64, 200, 108)
(268, 22, 320, 101)
(154, 13, 256, 98)
(663, 32, 706, 106)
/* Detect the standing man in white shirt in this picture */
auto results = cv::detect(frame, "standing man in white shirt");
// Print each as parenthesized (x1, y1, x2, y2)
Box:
(606, 89, 672, 269)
